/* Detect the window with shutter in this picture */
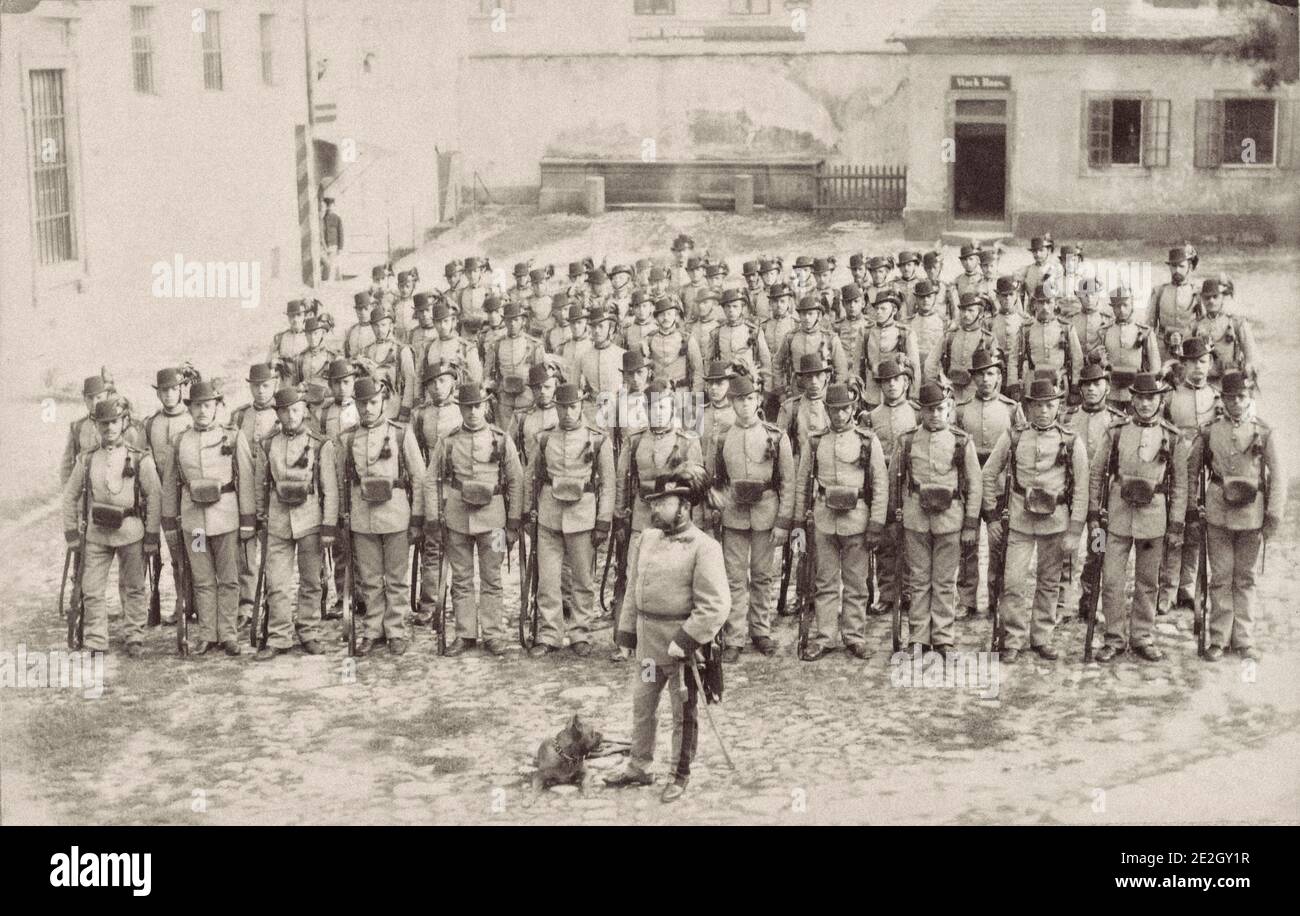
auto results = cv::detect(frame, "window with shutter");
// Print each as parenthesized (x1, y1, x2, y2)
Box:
(1087, 98, 1112, 168)
(1221, 98, 1276, 166)
(1194, 98, 1223, 169)
(1277, 99, 1300, 170)
(1143, 98, 1170, 167)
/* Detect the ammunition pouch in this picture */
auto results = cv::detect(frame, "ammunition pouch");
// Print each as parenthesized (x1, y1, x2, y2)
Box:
(276, 480, 312, 507)
(1220, 476, 1258, 508)
(1024, 486, 1061, 517)
(1119, 476, 1156, 508)
(359, 476, 395, 503)
(188, 478, 228, 506)
(91, 503, 131, 530)
(550, 476, 588, 504)
(822, 485, 860, 512)
(500, 375, 525, 396)
(732, 479, 769, 507)
(459, 480, 496, 508)
(917, 485, 956, 514)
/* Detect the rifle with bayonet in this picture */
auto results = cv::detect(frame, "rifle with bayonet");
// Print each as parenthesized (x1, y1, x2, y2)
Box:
(890, 442, 906, 652)
(1193, 450, 1209, 657)
(249, 528, 270, 649)
(520, 468, 542, 649)
(987, 439, 1014, 654)
(795, 450, 818, 660)
(58, 547, 73, 620)
(147, 549, 162, 626)
(340, 449, 358, 657)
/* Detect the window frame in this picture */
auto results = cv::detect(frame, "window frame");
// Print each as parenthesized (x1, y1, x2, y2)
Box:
(129, 4, 158, 96)
(201, 8, 224, 92)
(1216, 95, 1278, 169)
(1080, 91, 1171, 174)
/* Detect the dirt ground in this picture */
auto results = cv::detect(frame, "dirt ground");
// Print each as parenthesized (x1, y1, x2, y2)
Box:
(1, 207, 1297, 825)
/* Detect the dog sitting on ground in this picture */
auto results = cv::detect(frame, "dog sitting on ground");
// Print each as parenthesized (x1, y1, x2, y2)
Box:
(532, 714, 604, 790)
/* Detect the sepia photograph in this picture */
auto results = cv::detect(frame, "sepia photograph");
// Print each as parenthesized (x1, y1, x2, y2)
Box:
(0, 0, 1296, 860)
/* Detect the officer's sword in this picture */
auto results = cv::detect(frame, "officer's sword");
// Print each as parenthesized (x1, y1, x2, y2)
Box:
(685, 656, 735, 771)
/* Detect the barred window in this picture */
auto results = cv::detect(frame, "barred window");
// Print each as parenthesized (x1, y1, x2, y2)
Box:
(202, 9, 223, 91)
(130, 5, 156, 94)
(29, 69, 77, 264)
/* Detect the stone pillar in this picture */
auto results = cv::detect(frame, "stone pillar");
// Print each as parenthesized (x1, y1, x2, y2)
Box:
(584, 176, 606, 216)
(734, 174, 754, 215)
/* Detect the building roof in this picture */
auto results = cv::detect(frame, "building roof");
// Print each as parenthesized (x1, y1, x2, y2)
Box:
(892, 0, 1252, 44)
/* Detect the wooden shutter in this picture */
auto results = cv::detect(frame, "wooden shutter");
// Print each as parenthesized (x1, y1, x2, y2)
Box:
(1194, 98, 1223, 169)
(1276, 99, 1300, 170)
(1143, 98, 1170, 167)
(1086, 97, 1111, 168)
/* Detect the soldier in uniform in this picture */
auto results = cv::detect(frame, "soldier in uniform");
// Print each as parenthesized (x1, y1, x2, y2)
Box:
(486, 300, 545, 434)
(926, 292, 998, 401)
(776, 353, 834, 456)
(795, 384, 888, 661)
(1193, 278, 1258, 390)
(141, 367, 195, 625)
(606, 464, 729, 803)
(678, 257, 707, 321)
(868, 357, 918, 616)
(1147, 243, 1201, 364)
(687, 288, 721, 360)
(162, 381, 256, 656)
(990, 276, 1026, 397)
(863, 256, 893, 310)
(231, 364, 280, 628)
(1191, 370, 1283, 662)
(790, 254, 815, 301)
(810, 257, 841, 321)
(253, 386, 337, 659)
(760, 257, 783, 294)
(1099, 285, 1160, 406)
(1159, 337, 1221, 615)
(608, 350, 653, 458)
(761, 282, 798, 388)
(711, 289, 771, 388)
(362, 307, 417, 423)
(62, 375, 116, 486)
(268, 299, 310, 365)
(981, 376, 1088, 662)
(410, 358, 462, 626)
(425, 384, 525, 657)
(633, 258, 653, 292)
(321, 358, 361, 440)
(390, 270, 417, 342)
(524, 267, 554, 333)
(952, 243, 984, 306)
(344, 291, 376, 359)
(906, 280, 946, 379)
(923, 250, 959, 322)
(1019, 282, 1084, 404)
(892, 382, 981, 656)
(538, 291, 571, 355)
(834, 284, 871, 384)
(62, 396, 163, 657)
(708, 373, 793, 659)
(295, 316, 338, 388)
(329, 377, 425, 655)
(892, 249, 923, 318)
(577, 303, 626, 421)
(613, 380, 705, 655)
(953, 347, 1025, 620)
(848, 252, 868, 289)
(442, 259, 465, 299)
(405, 293, 437, 366)
(775, 296, 846, 393)
(977, 248, 999, 301)
(508, 262, 531, 305)
(863, 291, 920, 407)
(741, 260, 770, 321)
(645, 297, 704, 392)
(697, 361, 735, 482)
(586, 268, 610, 312)
(457, 256, 491, 327)
(523, 383, 615, 657)
(1088, 372, 1189, 662)
(620, 290, 656, 355)
(558, 302, 593, 380)
(419, 299, 483, 398)
(477, 294, 509, 367)
(1017, 235, 1062, 313)
(607, 264, 635, 320)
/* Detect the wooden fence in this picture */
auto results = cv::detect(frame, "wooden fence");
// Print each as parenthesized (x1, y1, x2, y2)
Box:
(814, 164, 907, 221)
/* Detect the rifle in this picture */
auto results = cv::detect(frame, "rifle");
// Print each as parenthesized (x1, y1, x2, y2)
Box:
(67, 461, 91, 650)
(987, 450, 1014, 654)
(340, 456, 358, 657)
(795, 452, 817, 659)
(58, 547, 72, 620)
(320, 545, 334, 619)
(409, 539, 421, 622)
(1193, 458, 1209, 657)
(249, 529, 270, 649)
(890, 449, 906, 652)
(1081, 437, 1115, 661)
(147, 551, 162, 626)
(775, 539, 795, 616)
(520, 474, 542, 649)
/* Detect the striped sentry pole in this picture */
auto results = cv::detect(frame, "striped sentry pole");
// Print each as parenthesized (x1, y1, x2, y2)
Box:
(296, 124, 318, 286)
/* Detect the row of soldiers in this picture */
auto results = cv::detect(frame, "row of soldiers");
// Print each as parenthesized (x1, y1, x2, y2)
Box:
(59, 235, 1279, 668)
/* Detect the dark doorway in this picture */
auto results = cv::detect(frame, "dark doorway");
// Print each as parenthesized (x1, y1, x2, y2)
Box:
(953, 122, 1006, 220)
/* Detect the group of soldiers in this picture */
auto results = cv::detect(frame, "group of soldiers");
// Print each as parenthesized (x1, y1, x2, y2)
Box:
(60, 232, 1280, 678)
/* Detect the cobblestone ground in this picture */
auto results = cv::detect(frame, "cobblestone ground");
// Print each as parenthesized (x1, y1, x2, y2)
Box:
(2, 496, 1297, 825)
